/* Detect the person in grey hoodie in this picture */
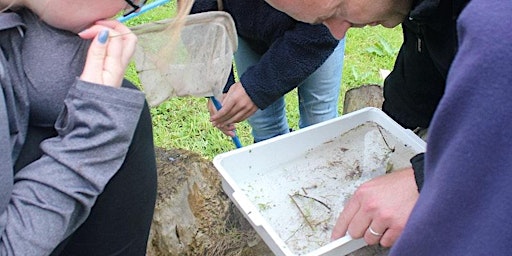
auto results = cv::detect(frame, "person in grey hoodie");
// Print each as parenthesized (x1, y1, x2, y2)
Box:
(0, 0, 157, 255)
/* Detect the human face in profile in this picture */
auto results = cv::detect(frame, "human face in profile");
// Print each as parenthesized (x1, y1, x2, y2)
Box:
(25, 0, 130, 33)
(265, 0, 413, 39)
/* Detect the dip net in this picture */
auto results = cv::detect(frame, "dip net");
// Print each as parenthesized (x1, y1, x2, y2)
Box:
(130, 3, 237, 107)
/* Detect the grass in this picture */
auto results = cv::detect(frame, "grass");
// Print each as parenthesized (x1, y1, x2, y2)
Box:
(124, 1, 404, 160)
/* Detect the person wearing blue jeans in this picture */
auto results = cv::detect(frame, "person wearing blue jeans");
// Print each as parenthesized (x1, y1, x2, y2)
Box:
(236, 37, 345, 142)
(191, 0, 345, 144)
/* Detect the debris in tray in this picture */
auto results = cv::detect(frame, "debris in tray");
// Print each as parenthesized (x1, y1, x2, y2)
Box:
(344, 161, 362, 181)
(239, 121, 418, 255)
(289, 192, 333, 232)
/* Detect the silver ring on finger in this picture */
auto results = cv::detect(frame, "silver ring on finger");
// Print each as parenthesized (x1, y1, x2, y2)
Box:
(369, 226, 383, 236)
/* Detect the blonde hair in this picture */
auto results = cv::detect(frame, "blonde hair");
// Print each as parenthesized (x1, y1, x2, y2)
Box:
(153, 0, 195, 70)
(1, 0, 17, 12)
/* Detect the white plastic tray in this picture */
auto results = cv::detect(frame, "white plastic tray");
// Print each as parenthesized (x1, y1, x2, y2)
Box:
(213, 107, 426, 255)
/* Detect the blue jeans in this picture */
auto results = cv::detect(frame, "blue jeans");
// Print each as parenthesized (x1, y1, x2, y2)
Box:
(234, 37, 345, 143)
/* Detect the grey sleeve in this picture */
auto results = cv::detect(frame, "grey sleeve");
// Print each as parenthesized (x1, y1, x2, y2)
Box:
(0, 79, 145, 256)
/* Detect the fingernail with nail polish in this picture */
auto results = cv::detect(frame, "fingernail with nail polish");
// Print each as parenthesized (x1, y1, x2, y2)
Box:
(98, 29, 109, 44)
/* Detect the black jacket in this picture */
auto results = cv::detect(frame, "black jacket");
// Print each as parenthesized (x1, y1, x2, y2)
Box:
(388, 0, 470, 190)
(383, 0, 469, 129)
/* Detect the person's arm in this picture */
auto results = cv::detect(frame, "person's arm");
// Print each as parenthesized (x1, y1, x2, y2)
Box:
(240, 22, 338, 109)
(211, 22, 339, 128)
(0, 80, 145, 255)
(331, 167, 419, 247)
(330, 153, 425, 246)
(0, 20, 144, 255)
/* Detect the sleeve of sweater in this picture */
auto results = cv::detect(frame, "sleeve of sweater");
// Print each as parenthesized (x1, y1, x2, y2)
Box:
(391, 1, 512, 254)
(0, 79, 145, 255)
(410, 153, 425, 191)
(240, 23, 339, 110)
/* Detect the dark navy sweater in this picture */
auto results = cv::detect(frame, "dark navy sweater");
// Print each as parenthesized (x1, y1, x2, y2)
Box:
(191, 0, 339, 110)
(391, 0, 512, 254)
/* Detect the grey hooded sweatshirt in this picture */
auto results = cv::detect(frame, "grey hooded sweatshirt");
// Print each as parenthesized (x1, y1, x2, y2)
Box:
(0, 10, 145, 255)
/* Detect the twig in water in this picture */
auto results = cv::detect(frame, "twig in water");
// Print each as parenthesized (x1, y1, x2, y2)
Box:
(292, 192, 332, 212)
(377, 125, 395, 152)
(289, 194, 315, 231)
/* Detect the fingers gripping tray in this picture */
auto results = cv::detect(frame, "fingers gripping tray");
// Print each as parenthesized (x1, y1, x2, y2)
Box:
(213, 107, 426, 255)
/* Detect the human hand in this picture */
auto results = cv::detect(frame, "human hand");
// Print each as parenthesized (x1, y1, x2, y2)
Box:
(207, 96, 237, 137)
(331, 167, 419, 247)
(210, 82, 258, 128)
(78, 20, 137, 88)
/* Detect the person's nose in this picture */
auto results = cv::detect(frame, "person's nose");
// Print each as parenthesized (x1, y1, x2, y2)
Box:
(323, 19, 352, 40)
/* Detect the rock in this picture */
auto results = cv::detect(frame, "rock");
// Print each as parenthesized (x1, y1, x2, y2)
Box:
(343, 84, 384, 114)
(146, 147, 273, 256)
